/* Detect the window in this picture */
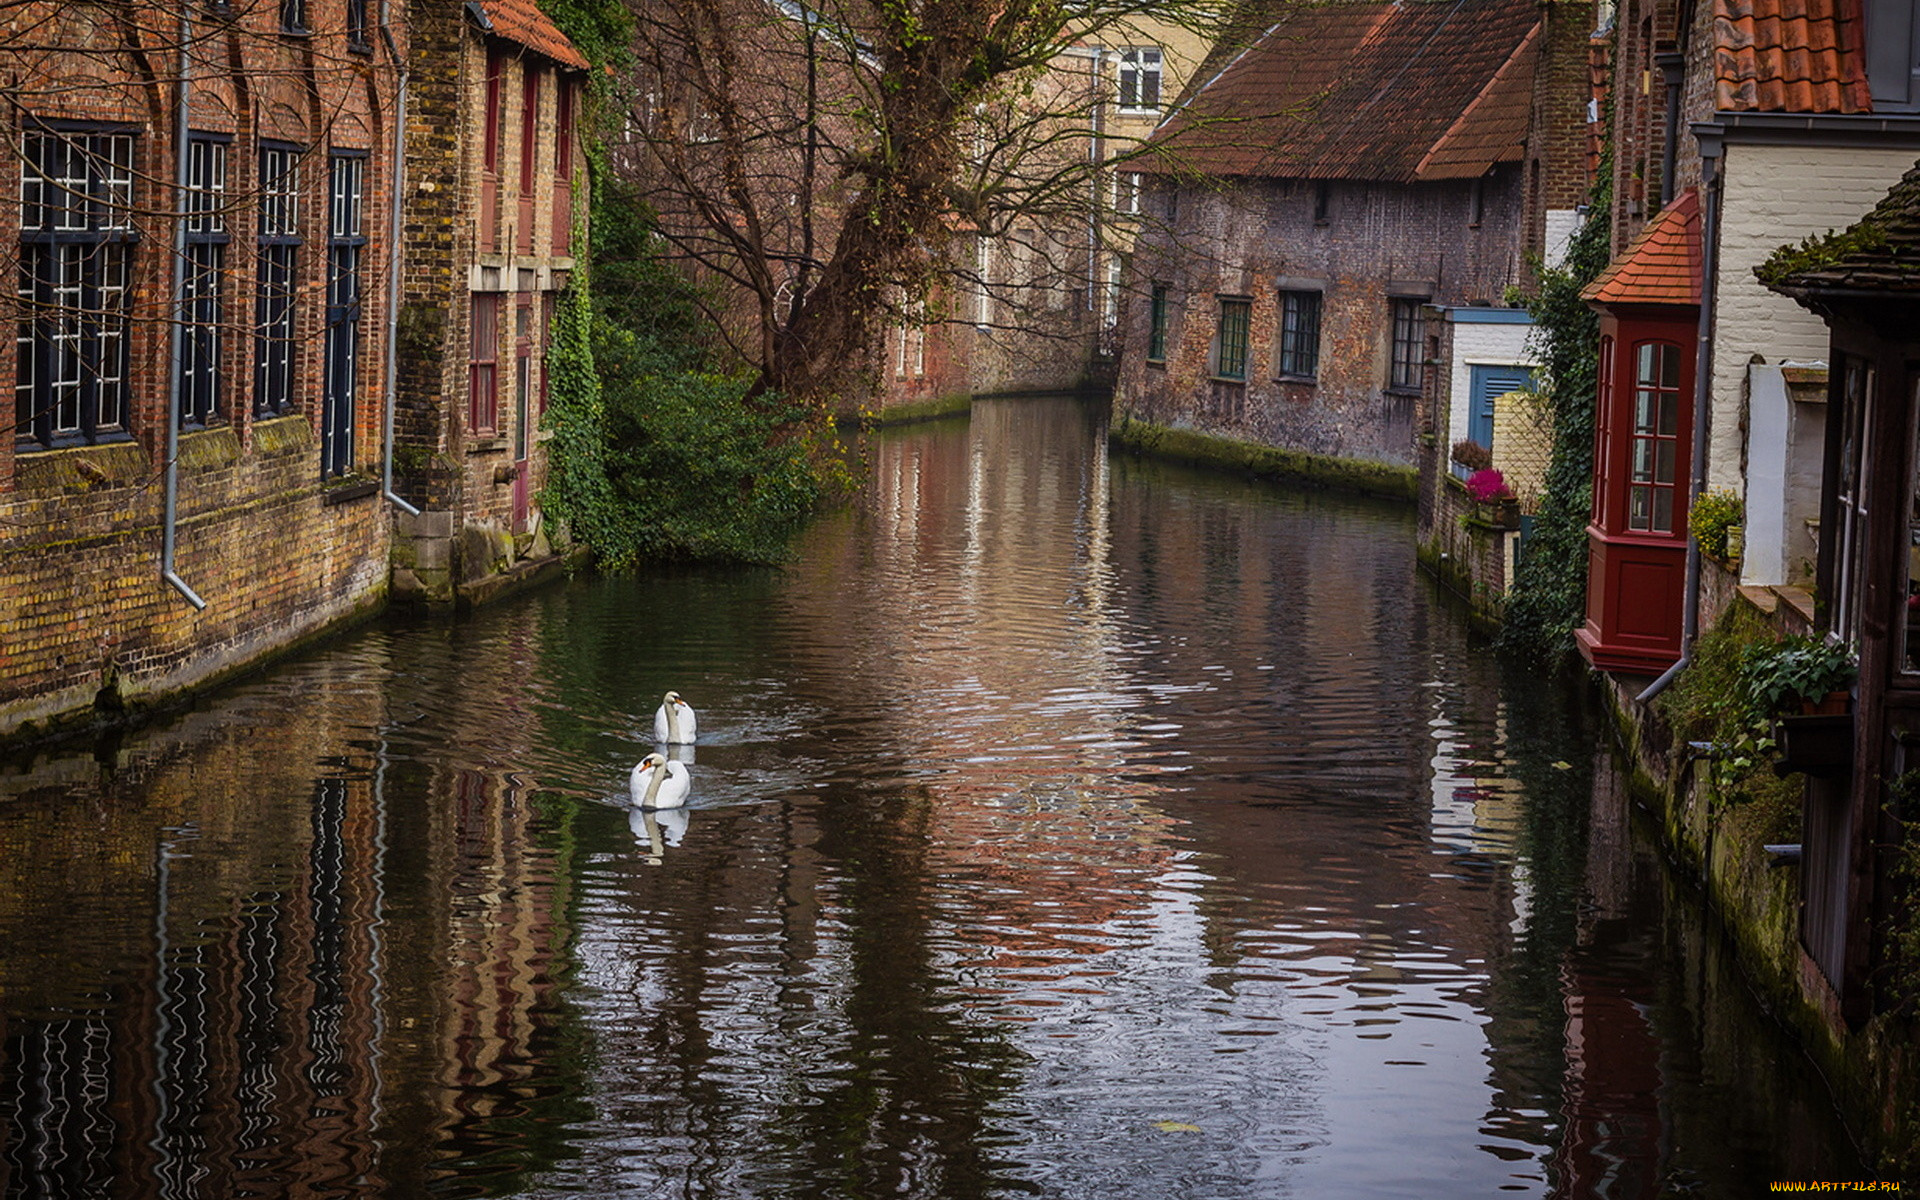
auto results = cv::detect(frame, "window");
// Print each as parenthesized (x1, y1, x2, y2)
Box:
(1213, 297, 1250, 381)
(16, 125, 136, 450)
(1591, 334, 1614, 523)
(1278, 290, 1321, 379)
(974, 234, 991, 327)
(1102, 258, 1122, 331)
(255, 143, 301, 418)
(1313, 181, 1331, 224)
(896, 321, 925, 379)
(470, 292, 499, 432)
(1626, 341, 1683, 532)
(555, 80, 575, 181)
(1113, 170, 1143, 216)
(1627, 341, 1683, 533)
(519, 67, 540, 197)
(1866, 0, 1920, 111)
(346, 0, 366, 48)
(280, 0, 306, 33)
(483, 52, 504, 173)
(514, 293, 533, 462)
(322, 152, 365, 478)
(1147, 283, 1168, 362)
(1388, 297, 1425, 391)
(1118, 47, 1162, 110)
(179, 134, 229, 429)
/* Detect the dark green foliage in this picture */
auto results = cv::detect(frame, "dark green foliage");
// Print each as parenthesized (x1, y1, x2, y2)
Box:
(1737, 634, 1857, 716)
(543, 182, 836, 566)
(1658, 603, 1830, 803)
(1496, 175, 1613, 661)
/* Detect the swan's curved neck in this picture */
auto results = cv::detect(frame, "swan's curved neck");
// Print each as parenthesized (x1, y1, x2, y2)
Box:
(665, 703, 681, 743)
(643, 763, 667, 806)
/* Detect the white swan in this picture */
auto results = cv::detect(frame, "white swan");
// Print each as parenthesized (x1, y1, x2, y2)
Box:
(654, 691, 698, 744)
(630, 752, 691, 809)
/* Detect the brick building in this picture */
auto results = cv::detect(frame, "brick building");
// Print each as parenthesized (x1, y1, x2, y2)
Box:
(0, 0, 405, 740)
(1576, 0, 1920, 674)
(390, 0, 586, 602)
(1114, 0, 1576, 495)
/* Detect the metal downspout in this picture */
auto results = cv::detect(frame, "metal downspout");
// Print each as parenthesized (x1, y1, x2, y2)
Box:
(380, 22, 419, 516)
(1638, 129, 1723, 703)
(163, 3, 207, 610)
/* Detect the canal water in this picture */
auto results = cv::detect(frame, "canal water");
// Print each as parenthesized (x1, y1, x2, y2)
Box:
(0, 397, 1865, 1197)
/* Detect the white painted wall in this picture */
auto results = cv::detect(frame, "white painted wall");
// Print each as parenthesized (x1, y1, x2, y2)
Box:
(1543, 208, 1581, 272)
(1709, 142, 1913, 586)
(1444, 318, 1535, 454)
(1712, 144, 1904, 583)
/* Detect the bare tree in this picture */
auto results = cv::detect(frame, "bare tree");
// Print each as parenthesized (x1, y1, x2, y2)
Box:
(609, 0, 1237, 403)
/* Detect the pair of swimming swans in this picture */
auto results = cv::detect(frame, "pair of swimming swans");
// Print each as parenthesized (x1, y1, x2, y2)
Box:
(631, 691, 697, 809)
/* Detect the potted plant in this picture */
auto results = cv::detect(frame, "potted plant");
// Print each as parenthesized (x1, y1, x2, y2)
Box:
(1738, 635, 1858, 777)
(1465, 467, 1520, 529)
(1738, 635, 1857, 715)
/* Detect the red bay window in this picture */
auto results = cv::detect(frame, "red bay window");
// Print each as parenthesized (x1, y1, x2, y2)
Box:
(1576, 190, 1702, 675)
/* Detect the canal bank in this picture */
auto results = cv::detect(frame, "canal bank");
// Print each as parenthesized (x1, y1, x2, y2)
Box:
(1587, 555, 1920, 1177)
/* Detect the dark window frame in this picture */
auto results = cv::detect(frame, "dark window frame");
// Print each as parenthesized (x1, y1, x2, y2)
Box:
(1277, 289, 1321, 380)
(15, 121, 139, 451)
(1388, 296, 1426, 393)
(1147, 283, 1169, 362)
(255, 141, 302, 419)
(322, 151, 366, 478)
(179, 132, 231, 430)
(1213, 296, 1251, 382)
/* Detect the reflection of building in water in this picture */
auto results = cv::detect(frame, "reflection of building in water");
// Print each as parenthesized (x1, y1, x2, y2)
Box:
(0, 615, 579, 1194)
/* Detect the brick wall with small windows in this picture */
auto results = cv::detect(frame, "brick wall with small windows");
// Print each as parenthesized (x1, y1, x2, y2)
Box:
(1117, 171, 1528, 469)
(0, 0, 402, 741)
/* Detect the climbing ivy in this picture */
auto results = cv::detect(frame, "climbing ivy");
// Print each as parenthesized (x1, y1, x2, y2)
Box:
(1497, 173, 1615, 661)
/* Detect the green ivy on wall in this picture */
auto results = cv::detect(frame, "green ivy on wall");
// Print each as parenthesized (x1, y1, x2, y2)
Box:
(1497, 180, 1614, 660)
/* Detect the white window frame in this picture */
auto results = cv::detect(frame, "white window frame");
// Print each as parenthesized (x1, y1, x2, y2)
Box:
(1117, 47, 1162, 111)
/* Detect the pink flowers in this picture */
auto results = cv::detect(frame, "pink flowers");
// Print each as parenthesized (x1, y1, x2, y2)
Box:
(1465, 468, 1511, 503)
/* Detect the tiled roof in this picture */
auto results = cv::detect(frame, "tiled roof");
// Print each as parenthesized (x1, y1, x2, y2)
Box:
(1416, 20, 1541, 181)
(1583, 188, 1703, 307)
(1150, 0, 1542, 183)
(1713, 0, 1870, 114)
(473, 0, 589, 70)
(1765, 158, 1920, 295)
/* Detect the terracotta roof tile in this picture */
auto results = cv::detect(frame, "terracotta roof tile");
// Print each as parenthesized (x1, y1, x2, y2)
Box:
(1416, 20, 1541, 181)
(1583, 189, 1703, 307)
(1713, 0, 1869, 114)
(1151, 0, 1541, 183)
(475, 0, 589, 70)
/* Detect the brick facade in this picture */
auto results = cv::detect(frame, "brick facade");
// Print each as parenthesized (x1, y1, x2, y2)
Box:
(0, 0, 402, 741)
(392, 0, 586, 601)
(1121, 171, 1529, 469)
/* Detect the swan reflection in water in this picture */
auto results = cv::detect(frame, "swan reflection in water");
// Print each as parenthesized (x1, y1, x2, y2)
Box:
(630, 805, 690, 866)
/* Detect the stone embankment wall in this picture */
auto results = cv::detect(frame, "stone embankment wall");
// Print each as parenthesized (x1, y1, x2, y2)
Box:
(1601, 558, 1920, 1173)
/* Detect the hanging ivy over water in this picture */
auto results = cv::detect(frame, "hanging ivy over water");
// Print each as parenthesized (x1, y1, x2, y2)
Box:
(1497, 172, 1615, 661)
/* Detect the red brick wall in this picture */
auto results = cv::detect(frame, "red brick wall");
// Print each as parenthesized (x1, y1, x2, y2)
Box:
(0, 0, 401, 739)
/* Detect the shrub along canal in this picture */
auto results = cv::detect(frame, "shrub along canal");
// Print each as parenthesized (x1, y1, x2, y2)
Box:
(0, 396, 1866, 1196)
